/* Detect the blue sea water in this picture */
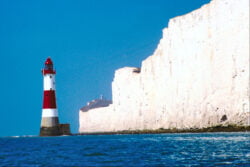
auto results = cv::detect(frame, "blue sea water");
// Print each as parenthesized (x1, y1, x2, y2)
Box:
(0, 133, 249, 166)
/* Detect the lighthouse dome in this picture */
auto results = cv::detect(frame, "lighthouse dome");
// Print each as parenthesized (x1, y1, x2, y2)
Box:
(45, 57, 53, 65)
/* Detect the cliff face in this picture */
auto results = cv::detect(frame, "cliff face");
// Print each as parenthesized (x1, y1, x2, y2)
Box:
(79, 0, 249, 132)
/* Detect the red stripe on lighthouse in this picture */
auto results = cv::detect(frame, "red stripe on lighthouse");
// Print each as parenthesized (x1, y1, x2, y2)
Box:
(42, 69, 56, 75)
(43, 90, 57, 108)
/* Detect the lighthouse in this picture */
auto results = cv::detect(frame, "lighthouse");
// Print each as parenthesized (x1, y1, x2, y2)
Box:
(40, 57, 71, 136)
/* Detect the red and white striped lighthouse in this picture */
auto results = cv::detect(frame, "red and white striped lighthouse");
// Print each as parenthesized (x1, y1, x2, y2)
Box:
(40, 57, 61, 136)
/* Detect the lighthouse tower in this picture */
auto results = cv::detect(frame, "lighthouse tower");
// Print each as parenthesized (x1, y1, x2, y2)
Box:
(40, 57, 61, 136)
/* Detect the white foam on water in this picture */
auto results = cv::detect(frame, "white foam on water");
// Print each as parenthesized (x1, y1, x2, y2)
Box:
(172, 136, 250, 142)
(10, 135, 37, 138)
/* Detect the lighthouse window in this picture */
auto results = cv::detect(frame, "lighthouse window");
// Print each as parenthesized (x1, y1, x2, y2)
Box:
(50, 75, 52, 78)
(45, 64, 53, 70)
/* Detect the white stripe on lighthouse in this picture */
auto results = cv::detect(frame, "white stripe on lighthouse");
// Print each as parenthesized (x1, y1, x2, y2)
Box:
(43, 74, 56, 91)
(42, 109, 58, 117)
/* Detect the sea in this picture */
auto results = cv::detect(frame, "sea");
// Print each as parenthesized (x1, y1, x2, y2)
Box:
(0, 132, 249, 166)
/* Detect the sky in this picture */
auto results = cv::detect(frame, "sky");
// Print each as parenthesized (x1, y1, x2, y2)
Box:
(0, 0, 211, 137)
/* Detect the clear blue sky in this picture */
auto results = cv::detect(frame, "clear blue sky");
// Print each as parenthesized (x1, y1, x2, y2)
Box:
(0, 0, 210, 137)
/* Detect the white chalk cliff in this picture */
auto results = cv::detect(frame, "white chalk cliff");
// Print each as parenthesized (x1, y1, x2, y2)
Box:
(79, 0, 249, 132)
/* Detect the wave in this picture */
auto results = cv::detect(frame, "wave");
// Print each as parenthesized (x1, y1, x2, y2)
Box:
(9, 135, 37, 138)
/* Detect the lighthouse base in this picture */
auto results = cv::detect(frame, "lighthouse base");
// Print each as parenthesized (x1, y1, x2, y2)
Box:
(40, 124, 71, 136)
(40, 126, 61, 136)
